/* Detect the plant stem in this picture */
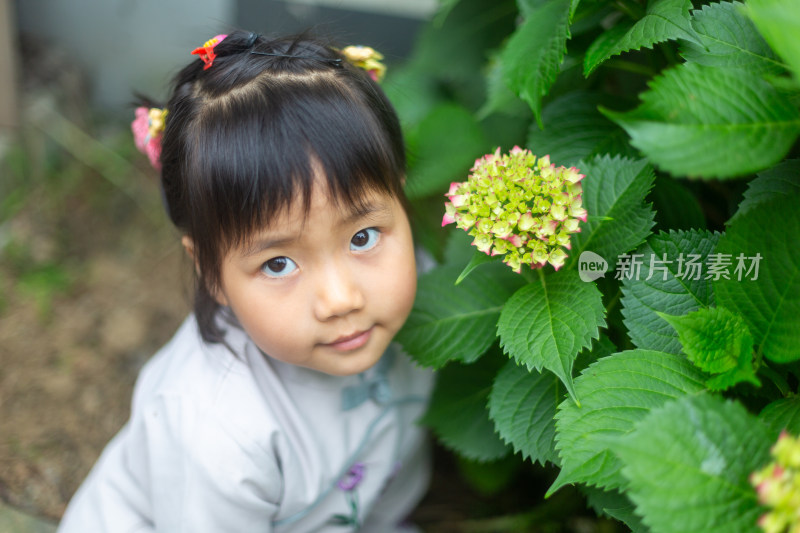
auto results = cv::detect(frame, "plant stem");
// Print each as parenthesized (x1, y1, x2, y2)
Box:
(659, 41, 681, 67)
(761, 363, 791, 397)
(615, 0, 645, 20)
(603, 59, 658, 77)
(521, 268, 537, 284)
(605, 288, 622, 315)
(452, 487, 587, 532)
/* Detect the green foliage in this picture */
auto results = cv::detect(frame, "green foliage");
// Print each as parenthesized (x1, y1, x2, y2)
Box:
(421, 354, 511, 461)
(745, 0, 800, 80)
(584, 0, 701, 76)
(759, 397, 800, 436)
(406, 104, 487, 200)
(734, 159, 800, 219)
(620, 229, 719, 354)
(661, 306, 760, 390)
(680, 1, 785, 74)
(397, 263, 523, 368)
(603, 62, 800, 178)
(487, 359, 562, 465)
(497, 270, 605, 403)
(501, 0, 572, 126)
(392, 0, 800, 529)
(714, 192, 800, 363)
(525, 91, 631, 167)
(568, 154, 656, 270)
(551, 350, 705, 493)
(616, 394, 771, 533)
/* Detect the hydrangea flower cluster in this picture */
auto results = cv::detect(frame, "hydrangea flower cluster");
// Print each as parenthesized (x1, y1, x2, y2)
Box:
(751, 431, 800, 533)
(442, 146, 587, 272)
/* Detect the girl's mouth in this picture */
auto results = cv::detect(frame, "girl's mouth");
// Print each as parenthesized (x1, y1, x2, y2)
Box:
(325, 328, 373, 351)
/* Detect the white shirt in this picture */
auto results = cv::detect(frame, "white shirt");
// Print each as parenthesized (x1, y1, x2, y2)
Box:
(58, 315, 433, 532)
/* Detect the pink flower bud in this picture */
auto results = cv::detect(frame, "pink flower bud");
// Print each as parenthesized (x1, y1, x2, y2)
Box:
(449, 194, 468, 208)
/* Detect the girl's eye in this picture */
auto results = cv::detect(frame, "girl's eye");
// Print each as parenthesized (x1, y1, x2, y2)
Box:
(350, 228, 380, 252)
(261, 256, 298, 278)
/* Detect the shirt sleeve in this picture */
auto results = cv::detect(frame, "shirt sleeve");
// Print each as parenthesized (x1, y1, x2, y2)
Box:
(139, 394, 282, 532)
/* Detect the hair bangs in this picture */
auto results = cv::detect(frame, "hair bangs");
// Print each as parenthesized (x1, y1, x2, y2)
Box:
(186, 71, 405, 264)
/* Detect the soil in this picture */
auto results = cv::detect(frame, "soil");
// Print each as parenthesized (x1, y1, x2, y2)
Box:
(0, 39, 621, 533)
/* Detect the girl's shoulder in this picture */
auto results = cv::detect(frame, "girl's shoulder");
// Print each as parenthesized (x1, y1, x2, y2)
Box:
(129, 315, 280, 445)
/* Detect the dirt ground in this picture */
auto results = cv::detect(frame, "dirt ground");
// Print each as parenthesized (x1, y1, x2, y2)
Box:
(0, 40, 621, 533)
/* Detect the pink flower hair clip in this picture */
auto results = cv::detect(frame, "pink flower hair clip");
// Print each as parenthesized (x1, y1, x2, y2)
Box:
(190, 34, 228, 70)
(131, 106, 168, 170)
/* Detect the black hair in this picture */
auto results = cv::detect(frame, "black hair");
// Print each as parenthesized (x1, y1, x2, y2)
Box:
(149, 30, 407, 343)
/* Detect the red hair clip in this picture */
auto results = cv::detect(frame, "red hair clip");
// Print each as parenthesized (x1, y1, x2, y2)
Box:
(191, 34, 227, 70)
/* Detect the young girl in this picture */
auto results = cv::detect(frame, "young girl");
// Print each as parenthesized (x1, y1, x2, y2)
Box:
(58, 30, 433, 532)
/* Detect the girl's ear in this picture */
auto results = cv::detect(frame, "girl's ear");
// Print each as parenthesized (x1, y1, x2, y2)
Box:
(181, 235, 229, 307)
(181, 235, 198, 265)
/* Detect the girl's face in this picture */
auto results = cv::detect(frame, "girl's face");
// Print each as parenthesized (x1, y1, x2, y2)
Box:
(212, 179, 417, 376)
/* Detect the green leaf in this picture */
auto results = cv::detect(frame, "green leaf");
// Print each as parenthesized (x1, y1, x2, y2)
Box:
(733, 159, 800, 221)
(568, 155, 656, 271)
(551, 350, 706, 494)
(455, 249, 502, 285)
(489, 335, 616, 465)
(383, 64, 443, 130)
(501, 0, 572, 125)
(443, 225, 476, 266)
(759, 397, 800, 436)
(651, 175, 706, 231)
(432, 0, 463, 27)
(411, 0, 517, 86)
(406, 104, 487, 200)
(479, 57, 531, 119)
(681, 1, 786, 75)
(397, 263, 523, 368)
(583, 23, 631, 77)
(617, 394, 771, 533)
(488, 359, 561, 465)
(602, 62, 800, 179)
(456, 454, 520, 496)
(746, 0, 800, 80)
(582, 486, 647, 533)
(525, 91, 631, 167)
(714, 193, 800, 363)
(584, 0, 702, 76)
(421, 355, 511, 462)
(621, 230, 719, 355)
(575, 334, 617, 374)
(487, 337, 617, 467)
(660, 306, 759, 390)
(497, 270, 606, 404)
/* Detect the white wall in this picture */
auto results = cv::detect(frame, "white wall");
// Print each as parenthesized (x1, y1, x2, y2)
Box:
(16, 0, 431, 111)
(17, 0, 235, 109)
(286, 0, 436, 19)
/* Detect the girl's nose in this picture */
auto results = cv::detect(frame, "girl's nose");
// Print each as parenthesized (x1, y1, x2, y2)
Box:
(313, 261, 365, 320)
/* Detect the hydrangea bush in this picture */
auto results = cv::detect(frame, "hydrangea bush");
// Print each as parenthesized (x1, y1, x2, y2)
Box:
(389, 0, 800, 531)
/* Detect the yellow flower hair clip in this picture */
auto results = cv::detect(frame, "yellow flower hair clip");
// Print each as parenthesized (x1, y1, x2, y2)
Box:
(340, 46, 386, 82)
